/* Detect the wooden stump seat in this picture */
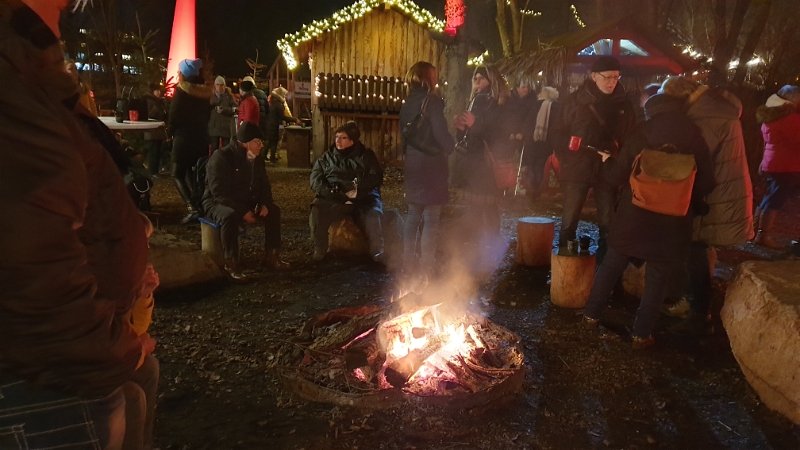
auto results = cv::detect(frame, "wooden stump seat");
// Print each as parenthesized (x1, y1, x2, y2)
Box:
(515, 217, 555, 267)
(199, 218, 224, 268)
(550, 251, 596, 308)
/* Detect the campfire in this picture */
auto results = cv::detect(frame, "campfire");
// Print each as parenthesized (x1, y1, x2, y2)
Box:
(278, 299, 524, 409)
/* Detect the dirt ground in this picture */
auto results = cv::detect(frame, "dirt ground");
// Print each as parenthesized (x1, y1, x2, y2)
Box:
(146, 156, 800, 450)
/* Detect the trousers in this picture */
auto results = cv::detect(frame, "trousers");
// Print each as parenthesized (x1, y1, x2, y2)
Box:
(204, 202, 283, 261)
(310, 200, 383, 255)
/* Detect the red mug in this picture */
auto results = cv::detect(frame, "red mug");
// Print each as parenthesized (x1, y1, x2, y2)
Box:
(128, 110, 139, 122)
(568, 136, 582, 151)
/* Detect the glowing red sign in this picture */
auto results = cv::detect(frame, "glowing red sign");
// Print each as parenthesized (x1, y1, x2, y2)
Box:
(445, 0, 466, 36)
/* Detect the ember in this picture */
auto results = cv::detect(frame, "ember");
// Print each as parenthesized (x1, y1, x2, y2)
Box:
(278, 300, 525, 410)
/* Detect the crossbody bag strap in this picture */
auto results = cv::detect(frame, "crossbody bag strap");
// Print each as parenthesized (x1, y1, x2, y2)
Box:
(588, 103, 620, 154)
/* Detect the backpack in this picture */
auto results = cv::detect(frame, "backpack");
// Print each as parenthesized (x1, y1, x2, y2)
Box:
(125, 165, 153, 212)
(629, 146, 697, 216)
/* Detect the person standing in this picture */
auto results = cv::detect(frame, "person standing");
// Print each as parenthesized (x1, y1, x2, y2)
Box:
(144, 84, 168, 177)
(202, 123, 291, 282)
(238, 76, 260, 129)
(310, 122, 385, 262)
(582, 94, 715, 349)
(528, 86, 560, 199)
(265, 86, 301, 163)
(451, 64, 509, 240)
(1, 0, 149, 447)
(658, 76, 753, 336)
(398, 61, 455, 278)
(753, 85, 800, 248)
(499, 77, 539, 198)
(209, 76, 237, 151)
(169, 58, 212, 224)
(554, 56, 637, 260)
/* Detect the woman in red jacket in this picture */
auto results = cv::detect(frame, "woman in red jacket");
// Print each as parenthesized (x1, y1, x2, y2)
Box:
(754, 85, 800, 249)
(237, 76, 261, 129)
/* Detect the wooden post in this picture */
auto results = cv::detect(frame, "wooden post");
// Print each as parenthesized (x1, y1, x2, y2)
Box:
(515, 217, 555, 266)
(550, 252, 596, 308)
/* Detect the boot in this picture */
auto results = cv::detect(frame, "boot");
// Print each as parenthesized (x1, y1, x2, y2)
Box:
(754, 210, 782, 249)
(223, 259, 247, 283)
(262, 249, 291, 270)
(174, 178, 200, 225)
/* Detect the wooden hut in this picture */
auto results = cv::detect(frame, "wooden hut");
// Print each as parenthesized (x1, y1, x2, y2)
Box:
(278, 0, 451, 163)
(498, 16, 703, 93)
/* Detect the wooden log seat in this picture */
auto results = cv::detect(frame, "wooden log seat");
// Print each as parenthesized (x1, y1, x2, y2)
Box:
(514, 217, 555, 267)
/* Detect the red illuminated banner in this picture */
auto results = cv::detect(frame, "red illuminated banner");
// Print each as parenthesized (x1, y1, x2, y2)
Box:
(165, 0, 196, 96)
(445, 0, 465, 36)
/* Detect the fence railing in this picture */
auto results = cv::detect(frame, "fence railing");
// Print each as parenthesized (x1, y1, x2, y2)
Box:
(316, 73, 409, 113)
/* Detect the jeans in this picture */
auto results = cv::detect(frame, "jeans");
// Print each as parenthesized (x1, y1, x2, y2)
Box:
(0, 376, 125, 450)
(204, 203, 283, 261)
(687, 242, 711, 316)
(404, 204, 442, 272)
(584, 247, 681, 339)
(122, 355, 159, 450)
(559, 181, 616, 262)
(310, 200, 383, 255)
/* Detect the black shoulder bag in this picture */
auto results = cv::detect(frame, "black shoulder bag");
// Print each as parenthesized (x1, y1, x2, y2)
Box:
(402, 94, 442, 156)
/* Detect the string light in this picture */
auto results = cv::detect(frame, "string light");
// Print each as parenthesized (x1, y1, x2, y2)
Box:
(467, 50, 489, 66)
(570, 4, 586, 28)
(278, 0, 446, 70)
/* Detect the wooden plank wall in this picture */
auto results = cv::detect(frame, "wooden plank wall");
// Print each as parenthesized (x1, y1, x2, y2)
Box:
(300, 6, 449, 162)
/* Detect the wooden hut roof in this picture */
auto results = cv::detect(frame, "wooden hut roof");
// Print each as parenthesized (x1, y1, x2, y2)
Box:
(498, 16, 702, 84)
(277, 0, 445, 70)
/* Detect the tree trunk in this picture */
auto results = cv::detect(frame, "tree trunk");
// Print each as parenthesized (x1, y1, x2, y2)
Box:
(765, 19, 797, 88)
(495, 0, 511, 58)
(732, 0, 773, 85)
(711, 0, 751, 86)
(508, 0, 522, 54)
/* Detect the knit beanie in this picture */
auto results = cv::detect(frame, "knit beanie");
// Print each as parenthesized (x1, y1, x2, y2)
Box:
(776, 85, 800, 104)
(591, 56, 620, 73)
(214, 76, 226, 85)
(179, 58, 202, 78)
(237, 122, 264, 143)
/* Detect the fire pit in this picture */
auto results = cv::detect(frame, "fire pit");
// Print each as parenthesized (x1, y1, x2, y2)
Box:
(277, 300, 525, 411)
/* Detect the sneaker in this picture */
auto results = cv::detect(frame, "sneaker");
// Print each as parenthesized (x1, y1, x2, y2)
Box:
(661, 298, 691, 319)
(668, 313, 713, 337)
(631, 335, 655, 350)
(223, 263, 248, 283)
(581, 315, 600, 330)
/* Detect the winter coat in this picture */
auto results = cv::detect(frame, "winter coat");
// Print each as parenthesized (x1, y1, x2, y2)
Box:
(310, 141, 383, 212)
(0, 2, 147, 397)
(238, 92, 260, 127)
(756, 94, 800, 174)
(601, 95, 715, 263)
(208, 88, 237, 138)
(169, 80, 212, 163)
(202, 140, 274, 218)
(687, 87, 754, 246)
(142, 93, 168, 140)
(265, 93, 297, 142)
(399, 87, 455, 205)
(451, 91, 503, 196)
(496, 90, 539, 158)
(252, 88, 269, 132)
(555, 79, 637, 184)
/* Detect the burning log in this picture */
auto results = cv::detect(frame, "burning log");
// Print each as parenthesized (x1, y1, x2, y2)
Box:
(467, 325, 500, 368)
(384, 333, 449, 388)
(445, 356, 483, 393)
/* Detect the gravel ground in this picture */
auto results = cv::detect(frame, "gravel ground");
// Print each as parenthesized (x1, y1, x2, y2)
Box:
(146, 156, 800, 450)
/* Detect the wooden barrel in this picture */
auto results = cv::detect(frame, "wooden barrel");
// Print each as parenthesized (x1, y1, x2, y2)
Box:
(550, 251, 596, 308)
(515, 217, 555, 266)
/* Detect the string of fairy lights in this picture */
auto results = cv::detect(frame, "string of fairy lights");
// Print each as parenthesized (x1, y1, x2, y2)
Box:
(570, 4, 586, 28)
(278, 0, 445, 70)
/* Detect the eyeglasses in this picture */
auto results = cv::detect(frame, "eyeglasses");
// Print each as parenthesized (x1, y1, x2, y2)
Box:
(596, 73, 622, 82)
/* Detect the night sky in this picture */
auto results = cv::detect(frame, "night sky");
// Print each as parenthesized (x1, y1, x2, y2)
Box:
(88, 0, 445, 78)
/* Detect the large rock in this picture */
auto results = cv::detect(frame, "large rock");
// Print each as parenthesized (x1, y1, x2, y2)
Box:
(148, 231, 224, 291)
(721, 260, 800, 424)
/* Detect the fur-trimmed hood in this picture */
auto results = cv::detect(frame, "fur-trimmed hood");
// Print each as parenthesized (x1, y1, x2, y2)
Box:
(177, 81, 212, 100)
(756, 94, 798, 124)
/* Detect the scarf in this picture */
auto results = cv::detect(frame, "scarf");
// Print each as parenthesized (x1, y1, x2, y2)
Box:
(533, 99, 553, 142)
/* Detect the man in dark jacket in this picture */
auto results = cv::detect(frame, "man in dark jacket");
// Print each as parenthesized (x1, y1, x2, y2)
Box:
(0, 0, 148, 446)
(202, 122, 290, 282)
(266, 86, 301, 163)
(555, 56, 637, 260)
(310, 122, 384, 262)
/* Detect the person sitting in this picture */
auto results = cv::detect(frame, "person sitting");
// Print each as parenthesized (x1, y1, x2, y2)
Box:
(202, 122, 290, 282)
(310, 122, 384, 262)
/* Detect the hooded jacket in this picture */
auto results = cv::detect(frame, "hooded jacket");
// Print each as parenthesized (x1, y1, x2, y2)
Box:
(265, 93, 297, 142)
(687, 87, 754, 246)
(208, 87, 237, 138)
(602, 95, 715, 263)
(169, 80, 212, 161)
(202, 139, 274, 218)
(555, 79, 637, 184)
(310, 141, 383, 211)
(756, 94, 800, 174)
(0, 2, 146, 397)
